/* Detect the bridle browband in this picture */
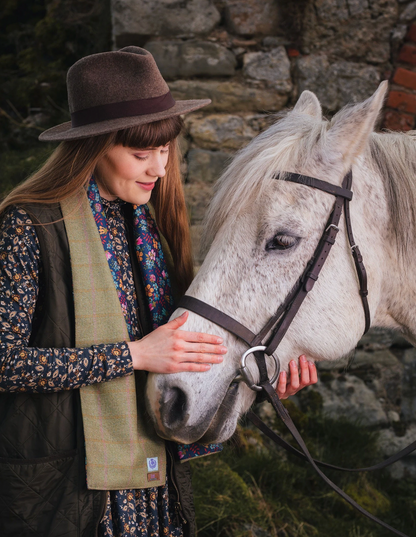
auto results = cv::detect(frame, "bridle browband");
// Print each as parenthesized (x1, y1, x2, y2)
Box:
(176, 171, 414, 537)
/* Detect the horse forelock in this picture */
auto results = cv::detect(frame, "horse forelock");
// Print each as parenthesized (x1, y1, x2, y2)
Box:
(202, 111, 330, 252)
(202, 102, 416, 262)
(368, 131, 416, 257)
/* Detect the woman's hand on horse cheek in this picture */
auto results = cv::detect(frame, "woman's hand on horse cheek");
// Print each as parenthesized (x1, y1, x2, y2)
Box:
(276, 355, 318, 399)
(127, 312, 227, 374)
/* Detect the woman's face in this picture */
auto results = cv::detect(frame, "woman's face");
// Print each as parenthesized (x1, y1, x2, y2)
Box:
(95, 143, 170, 205)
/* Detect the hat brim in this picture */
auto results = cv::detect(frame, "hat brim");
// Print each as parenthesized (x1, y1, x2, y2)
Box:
(39, 99, 210, 142)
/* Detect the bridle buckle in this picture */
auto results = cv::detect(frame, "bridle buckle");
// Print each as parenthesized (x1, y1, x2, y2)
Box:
(325, 223, 339, 233)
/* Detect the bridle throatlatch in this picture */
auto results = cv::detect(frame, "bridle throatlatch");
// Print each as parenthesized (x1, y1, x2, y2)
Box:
(177, 171, 415, 537)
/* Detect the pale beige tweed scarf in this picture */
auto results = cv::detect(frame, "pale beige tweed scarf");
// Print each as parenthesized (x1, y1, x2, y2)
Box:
(61, 190, 166, 490)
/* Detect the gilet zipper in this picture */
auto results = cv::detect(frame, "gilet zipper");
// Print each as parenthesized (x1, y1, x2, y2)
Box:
(168, 447, 188, 527)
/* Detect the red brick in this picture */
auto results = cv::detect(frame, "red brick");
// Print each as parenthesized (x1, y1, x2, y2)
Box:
(287, 48, 300, 57)
(382, 109, 414, 131)
(393, 67, 416, 90)
(386, 90, 416, 113)
(407, 23, 416, 43)
(398, 44, 416, 65)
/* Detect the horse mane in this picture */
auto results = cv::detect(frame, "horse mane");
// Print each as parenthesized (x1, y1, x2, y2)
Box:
(202, 110, 330, 252)
(202, 106, 416, 257)
(368, 130, 416, 255)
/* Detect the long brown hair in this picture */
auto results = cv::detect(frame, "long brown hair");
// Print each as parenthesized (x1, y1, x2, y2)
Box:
(0, 116, 193, 293)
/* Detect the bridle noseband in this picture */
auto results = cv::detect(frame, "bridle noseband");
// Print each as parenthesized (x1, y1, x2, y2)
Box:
(176, 171, 414, 537)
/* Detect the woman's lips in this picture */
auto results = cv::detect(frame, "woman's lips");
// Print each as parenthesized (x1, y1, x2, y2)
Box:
(136, 181, 155, 191)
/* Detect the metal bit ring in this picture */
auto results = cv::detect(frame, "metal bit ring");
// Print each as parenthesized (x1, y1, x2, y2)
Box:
(235, 346, 280, 392)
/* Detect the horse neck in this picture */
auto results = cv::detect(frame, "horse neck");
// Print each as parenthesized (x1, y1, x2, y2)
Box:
(377, 256, 416, 345)
(356, 158, 416, 342)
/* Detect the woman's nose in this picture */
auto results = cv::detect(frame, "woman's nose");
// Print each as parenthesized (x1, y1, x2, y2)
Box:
(148, 152, 166, 178)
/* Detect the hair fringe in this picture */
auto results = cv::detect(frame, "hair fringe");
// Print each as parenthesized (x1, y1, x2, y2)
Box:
(0, 117, 193, 295)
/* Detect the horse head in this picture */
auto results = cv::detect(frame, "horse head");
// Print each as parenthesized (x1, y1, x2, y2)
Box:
(146, 81, 412, 444)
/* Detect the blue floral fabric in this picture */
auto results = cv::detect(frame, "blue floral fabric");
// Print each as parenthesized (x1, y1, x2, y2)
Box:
(85, 186, 183, 537)
(177, 442, 222, 462)
(0, 204, 181, 537)
(0, 195, 222, 537)
(87, 179, 223, 466)
(0, 207, 133, 392)
(87, 177, 175, 333)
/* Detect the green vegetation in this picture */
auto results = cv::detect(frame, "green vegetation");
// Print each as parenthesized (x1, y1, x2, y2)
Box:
(0, 0, 111, 196)
(191, 393, 416, 536)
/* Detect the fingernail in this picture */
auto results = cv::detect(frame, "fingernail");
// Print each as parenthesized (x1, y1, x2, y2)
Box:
(219, 346, 227, 353)
(204, 365, 211, 370)
(281, 371, 287, 379)
(217, 356, 224, 363)
(290, 360, 296, 366)
(216, 337, 223, 344)
(300, 355, 307, 362)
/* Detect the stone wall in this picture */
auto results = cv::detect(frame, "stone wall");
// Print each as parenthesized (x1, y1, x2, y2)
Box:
(111, 0, 416, 476)
(111, 0, 416, 263)
(384, 21, 416, 129)
(313, 328, 416, 478)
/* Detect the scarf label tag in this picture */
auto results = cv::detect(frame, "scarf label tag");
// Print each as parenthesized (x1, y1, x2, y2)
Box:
(147, 472, 160, 482)
(147, 456, 159, 472)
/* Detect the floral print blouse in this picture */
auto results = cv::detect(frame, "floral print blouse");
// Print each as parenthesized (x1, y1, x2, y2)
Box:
(0, 201, 182, 537)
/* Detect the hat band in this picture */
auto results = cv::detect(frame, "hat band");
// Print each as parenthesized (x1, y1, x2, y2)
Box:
(71, 91, 176, 128)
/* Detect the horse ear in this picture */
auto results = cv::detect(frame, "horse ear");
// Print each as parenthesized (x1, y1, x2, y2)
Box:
(292, 90, 322, 118)
(328, 80, 388, 165)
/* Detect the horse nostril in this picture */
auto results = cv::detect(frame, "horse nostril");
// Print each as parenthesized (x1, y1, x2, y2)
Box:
(161, 387, 188, 429)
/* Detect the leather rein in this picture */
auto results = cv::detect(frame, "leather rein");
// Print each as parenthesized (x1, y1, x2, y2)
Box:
(178, 171, 416, 537)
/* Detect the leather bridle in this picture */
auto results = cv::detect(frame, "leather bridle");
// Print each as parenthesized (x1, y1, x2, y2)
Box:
(177, 170, 416, 537)
(180, 170, 370, 390)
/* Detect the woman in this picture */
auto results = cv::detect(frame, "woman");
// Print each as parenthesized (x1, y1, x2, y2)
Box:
(0, 46, 317, 537)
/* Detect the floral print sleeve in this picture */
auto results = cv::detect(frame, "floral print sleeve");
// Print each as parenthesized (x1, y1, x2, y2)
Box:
(0, 207, 134, 393)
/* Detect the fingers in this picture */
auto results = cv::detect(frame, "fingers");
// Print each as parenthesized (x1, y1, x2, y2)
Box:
(170, 324, 227, 366)
(181, 341, 227, 357)
(166, 313, 224, 346)
(276, 355, 318, 399)
(299, 355, 310, 386)
(167, 311, 189, 330)
(289, 360, 300, 390)
(178, 329, 224, 346)
(174, 361, 219, 373)
(129, 316, 227, 374)
(172, 340, 227, 373)
(276, 370, 288, 398)
(309, 361, 318, 384)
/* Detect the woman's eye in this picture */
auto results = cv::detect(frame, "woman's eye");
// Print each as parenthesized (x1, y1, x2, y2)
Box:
(134, 154, 149, 161)
(265, 234, 299, 251)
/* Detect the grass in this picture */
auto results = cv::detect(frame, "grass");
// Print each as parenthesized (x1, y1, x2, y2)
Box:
(191, 394, 416, 536)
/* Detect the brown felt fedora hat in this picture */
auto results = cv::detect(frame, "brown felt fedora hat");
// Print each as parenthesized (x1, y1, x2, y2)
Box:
(39, 46, 211, 142)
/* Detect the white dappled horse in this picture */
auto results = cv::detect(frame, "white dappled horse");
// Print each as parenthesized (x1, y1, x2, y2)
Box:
(146, 81, 416, 444)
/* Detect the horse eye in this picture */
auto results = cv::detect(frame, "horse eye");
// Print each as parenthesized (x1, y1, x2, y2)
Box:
(265, 234, 299, 251)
